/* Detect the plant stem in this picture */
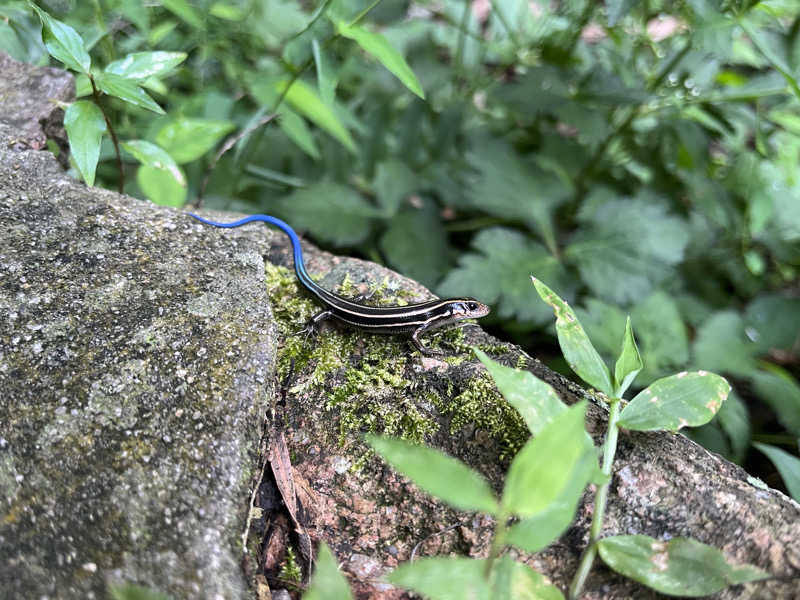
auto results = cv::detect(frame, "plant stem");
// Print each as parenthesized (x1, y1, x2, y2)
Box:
(89, 75, 124, 193)
(483, 512, 508, 579)
(568, 398, 621, 600)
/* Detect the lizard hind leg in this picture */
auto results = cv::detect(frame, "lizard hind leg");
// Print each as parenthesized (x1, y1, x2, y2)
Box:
(293, 309, 334, 340)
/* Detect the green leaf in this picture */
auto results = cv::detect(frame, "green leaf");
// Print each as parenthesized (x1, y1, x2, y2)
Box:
(618, 372, 731, 432)
(278, 78, 356, 153)
(379, 204, 449, 288)
(607, 0, 643, 26)
(312, 37, 338, 106)
(105, 51, 187, 80)
(716, 391, 750, 463)
(337, 22, 424, 99)
(753, 443, 800, 502)
(31, 5, 90, 73)
(161, 0, 205, 29)
(122, 140, 184, 184)
(250, 78, 356, 153)
(63, 100, 106, 187)
(96, 73, 165, 114)
(739, 19, 800, 101)
(388, 557, 489, 600)
(533, 278, 613, 396)
(373, 159, 418, 217)
(630, 292, 690, 380)
(614, 317, 642, 397)
(277, 107, 321, 159)
(745, 294, 800, 354)
(597, 535, 769, 597)
(505, 502, 577, 554)
(490, 556, 565, 600)
(367, 435, 498, 514)
(466, 138, 570, 254)
(154, 118, 235, 164)
(136, 165, 187, 207)
(565, 193, 689, 304)
(693, 311, 759, 376)
(209, 2, 247, 21)
(750, 369, 800, 437)
(439, 228, 573, 325)
(502, 401, 595, 518)
(271, 182, 381, 246)
(303, 542, 353, 600)
(474, 349, 566, 436)
(108, 583, 171, 600)
(0, 19, 29, 61)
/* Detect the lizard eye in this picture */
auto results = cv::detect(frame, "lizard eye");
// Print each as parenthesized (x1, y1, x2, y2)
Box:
(467, 301, 479, 311)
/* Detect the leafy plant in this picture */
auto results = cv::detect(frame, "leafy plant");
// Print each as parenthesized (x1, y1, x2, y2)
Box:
(354, 279, 768, 599)
(23, 2, 187, 197)
(5, 0, 798, 498)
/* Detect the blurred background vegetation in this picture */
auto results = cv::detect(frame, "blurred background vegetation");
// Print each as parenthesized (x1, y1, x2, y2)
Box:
(2, 0, 799, 497)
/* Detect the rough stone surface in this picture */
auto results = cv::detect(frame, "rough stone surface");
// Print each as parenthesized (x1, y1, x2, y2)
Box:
(0, 58, 274, 598)
(2, 55, 799, 600)
(0, 52, 73, 156)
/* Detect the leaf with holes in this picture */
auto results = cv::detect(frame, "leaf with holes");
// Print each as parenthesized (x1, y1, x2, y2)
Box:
(598, 535, 769, 597)
(618, 372, 731, 432)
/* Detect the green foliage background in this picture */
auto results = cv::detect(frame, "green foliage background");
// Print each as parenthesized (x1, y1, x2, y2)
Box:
(3, 0, 799, 490)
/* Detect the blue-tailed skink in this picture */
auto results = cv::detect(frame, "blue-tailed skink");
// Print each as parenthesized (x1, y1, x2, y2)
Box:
(188, 214, 490, 355)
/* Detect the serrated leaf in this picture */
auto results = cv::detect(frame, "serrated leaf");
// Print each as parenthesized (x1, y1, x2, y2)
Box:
(565, 193, 689, 304)
(438, 228, 572, 325)
(31, 5, 90, 73)
(379, 204, 449, 288)
(466, 138, 570, 253)
(598, 535, 769, 597)
(96, 73, 165, 114)
(63, 100, 106, 186)
(753, 443, 800, 502)
(474, 349, 566, 436)
(303, 542, 354, 600)
(270, 182, 380, 246)
(313, 37, 338, 106)
(693, 311, 759, 376)
(154, 118, 235, 164)
(388, 557, 489, 600)
(618, 372, 731, 432)
(368, 435, 498, 514)
(502, 402, 595, 518)
(338, 22, 424, 99)
(750, 369, 800, 437)
(490, 556, 565, 600)
(533, 279, 613, 395)
(105, 51, 187, 80)
(614, 317, 642, 398)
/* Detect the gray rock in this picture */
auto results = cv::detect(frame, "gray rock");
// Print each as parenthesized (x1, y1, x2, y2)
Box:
(0, 56, 274, 599)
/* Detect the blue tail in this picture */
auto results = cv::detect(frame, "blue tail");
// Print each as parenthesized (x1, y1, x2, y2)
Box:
(187, 213, 309, 282)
